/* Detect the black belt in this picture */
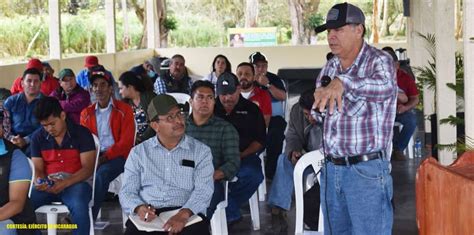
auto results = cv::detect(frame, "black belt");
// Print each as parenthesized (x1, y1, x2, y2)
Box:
(325, 152, 382, 166)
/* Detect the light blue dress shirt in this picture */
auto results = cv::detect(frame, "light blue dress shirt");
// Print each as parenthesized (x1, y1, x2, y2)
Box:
(95, 99, 115, 152)
(119, 135, 214, 216)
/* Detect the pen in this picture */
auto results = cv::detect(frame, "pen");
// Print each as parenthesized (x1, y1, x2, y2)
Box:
(144, 205, 151, 221)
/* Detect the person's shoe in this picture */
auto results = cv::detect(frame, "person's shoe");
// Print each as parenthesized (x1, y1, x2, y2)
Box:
(268, 207, 288, 233)
(392, 150, 406, 161)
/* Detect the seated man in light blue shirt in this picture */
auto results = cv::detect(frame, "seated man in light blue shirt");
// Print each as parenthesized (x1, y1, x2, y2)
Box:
(120, 94, 214, 235)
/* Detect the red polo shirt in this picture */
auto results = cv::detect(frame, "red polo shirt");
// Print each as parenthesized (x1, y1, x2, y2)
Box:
(397, 69, 419, 105)
(30, 122, 96, 175)
(247, 86, 272, 116)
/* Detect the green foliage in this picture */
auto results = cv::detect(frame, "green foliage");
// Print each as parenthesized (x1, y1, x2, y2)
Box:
(168, 14, 226, 48)
(163, 15, 178, 31)
(306, 12, 324, 29)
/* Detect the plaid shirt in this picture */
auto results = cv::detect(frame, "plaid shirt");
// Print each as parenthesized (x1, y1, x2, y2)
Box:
(316, 42, 397, 157)
(153, 74, 193, 95)
(186, 115, 240, 180)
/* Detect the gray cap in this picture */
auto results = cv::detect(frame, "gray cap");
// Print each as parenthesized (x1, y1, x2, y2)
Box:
(315, 2, 365, 33)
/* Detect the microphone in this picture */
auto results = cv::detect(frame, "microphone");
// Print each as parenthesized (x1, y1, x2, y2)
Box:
(320, 75, 331, 88)
(312, 75, 332, 119)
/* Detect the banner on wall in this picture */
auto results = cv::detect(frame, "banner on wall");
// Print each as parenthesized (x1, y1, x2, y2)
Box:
(228, 27, 277, 47)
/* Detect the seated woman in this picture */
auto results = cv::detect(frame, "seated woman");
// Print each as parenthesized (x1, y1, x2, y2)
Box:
(118, 71, 156, 145)
(0, 110, 36, 235)
(202, 54, 232, 87)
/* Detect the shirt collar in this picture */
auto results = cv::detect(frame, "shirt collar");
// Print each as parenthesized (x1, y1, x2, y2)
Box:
(335, 41, 367, 73)
(95, 98, 114, 111)
(152, 134, 191, 151)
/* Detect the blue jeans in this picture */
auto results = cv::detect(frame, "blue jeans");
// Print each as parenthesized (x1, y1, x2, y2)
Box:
(30, 182, 92, 235)
(92, 157, 125, 220)
(267, 154, 315, 210)
(226, 154, 263, 222)
(394, 110, 417, 151)
(0, 219, 17, 235)
(207, 181, 225, 219)
(320, 159, 393, 235)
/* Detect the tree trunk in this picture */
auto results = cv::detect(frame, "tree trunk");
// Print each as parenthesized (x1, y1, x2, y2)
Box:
(245, 0, 259, 27)
(370, 0, 379, 43)
(380, 0, 389, 36)
(157, 0, 168, 48)
(454, 0, 462, 40)
(288, 0, 320, 45)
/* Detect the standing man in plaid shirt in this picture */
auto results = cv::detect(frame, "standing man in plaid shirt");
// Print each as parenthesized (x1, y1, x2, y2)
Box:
(313, 2, 397, 235)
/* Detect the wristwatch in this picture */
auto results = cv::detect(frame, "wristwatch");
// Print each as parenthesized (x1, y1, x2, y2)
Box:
(265, 83, 272, 88)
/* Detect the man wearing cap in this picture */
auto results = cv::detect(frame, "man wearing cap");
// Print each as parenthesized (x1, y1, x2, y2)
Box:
(120, 94, 213, 235)
(236, 62, 272, 127)
(214, 72, 266, 224)
(30, 97, 96, 235)
(313, 2, 396, 234)
(10, 58, 59, 96)
(4, 68, 45, 155)
(50, 69, 91, 124)
(249, 52, 287, 180)
(185, 80, 240, 219)
(76, 55, 120, 102)
(382, 46, 419, 161)
(80, 68, 135, 220)
(153, 54, 193, 95)
(42, 62, 59, 81)
(0, 109, 37, 235)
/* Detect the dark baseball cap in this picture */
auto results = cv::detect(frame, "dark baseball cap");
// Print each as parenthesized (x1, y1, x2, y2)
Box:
(315, 2, 365, 33)
(147, 94, 180, 121)
(88, 65, 113, 86)
(58, 68, 75, 80)
(216, 72, 239, 96)
(249, 52, 267, 64)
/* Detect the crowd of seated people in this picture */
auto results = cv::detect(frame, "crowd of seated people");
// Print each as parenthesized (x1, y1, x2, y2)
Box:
(2, 47, 414, 234)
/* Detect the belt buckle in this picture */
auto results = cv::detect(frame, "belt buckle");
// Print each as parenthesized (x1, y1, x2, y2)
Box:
(344, 156, 350, 166)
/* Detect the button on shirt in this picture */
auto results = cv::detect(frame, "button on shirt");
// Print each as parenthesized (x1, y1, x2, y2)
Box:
(95, 99, 115, 152)
(316, 42, 397, 157)
(119, 135, 214, 216)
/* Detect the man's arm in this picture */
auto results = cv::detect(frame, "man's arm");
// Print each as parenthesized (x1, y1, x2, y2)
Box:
(398, 95, 419, 114)
(0, 182, 30, 221)
(256, 74, 286, 101)
(119, 147, 146, 215)
(104, 105, 135, 160)
(215, 125, 240, 180)
(283, 105, 305, 156)
(240, 141, 263, 159)
(58, 89, 91, 113)
(153, 78, 167, 95)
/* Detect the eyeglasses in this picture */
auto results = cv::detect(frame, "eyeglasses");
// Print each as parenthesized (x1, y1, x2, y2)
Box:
(155, 111, 186, 123)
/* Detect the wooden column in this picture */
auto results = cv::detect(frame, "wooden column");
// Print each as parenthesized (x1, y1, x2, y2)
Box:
(434, 0, 457, 164)
(105, 0, 116, 53)
(48, 0, 61, 59)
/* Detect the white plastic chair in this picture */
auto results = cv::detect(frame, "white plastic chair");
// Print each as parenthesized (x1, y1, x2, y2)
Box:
(257, 151, 266, 201)
(27, 158, 35, 197)
(293, 150, 325, 235)
(35, 134, 100, 235)
(210, 181, 229, 235)
(167, 92, 192, 114)
(394, 122, 414, 159)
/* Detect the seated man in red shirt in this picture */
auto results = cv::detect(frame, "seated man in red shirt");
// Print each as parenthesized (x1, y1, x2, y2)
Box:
(382, 47, 420, 160)
(236, 62, 272, 127)
(30, 97, 96, 235)
(10, 58, 59, 96)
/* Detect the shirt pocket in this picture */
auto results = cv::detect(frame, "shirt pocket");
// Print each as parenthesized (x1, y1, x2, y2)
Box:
(172, 165, 194, 191)
(10, 105, 25, 124)
(343, 99, 367, 117)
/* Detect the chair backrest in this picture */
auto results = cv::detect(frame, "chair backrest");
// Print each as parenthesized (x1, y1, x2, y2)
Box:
(293, 149, 325, 234)
(90, 134, 101, 207)
(167, 92, 192, 114)
(27, 157, 35, 197)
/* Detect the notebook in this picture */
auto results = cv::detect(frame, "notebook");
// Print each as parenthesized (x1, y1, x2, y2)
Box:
(129, 208, 202, 232)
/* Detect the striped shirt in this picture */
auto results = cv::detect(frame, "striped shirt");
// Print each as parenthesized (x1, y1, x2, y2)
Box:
(316, 42, 397, 157)
(119, 135, 214, 216)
